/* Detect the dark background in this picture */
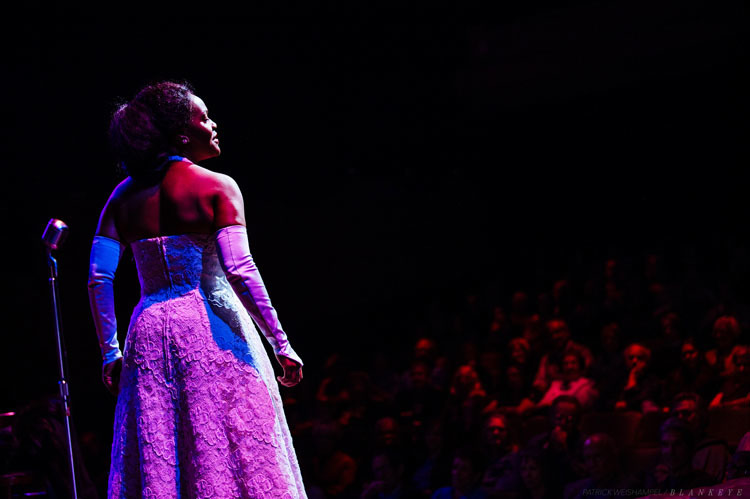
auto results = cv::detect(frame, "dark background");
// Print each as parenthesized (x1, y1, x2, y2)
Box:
(1, 1, 745, 447)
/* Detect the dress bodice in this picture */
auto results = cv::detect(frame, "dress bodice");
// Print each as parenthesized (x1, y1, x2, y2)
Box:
(130, 233, 228, 300)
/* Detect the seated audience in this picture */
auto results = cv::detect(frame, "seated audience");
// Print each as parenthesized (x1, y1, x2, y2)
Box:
(706, 316, 743, 378)
(361, 449, 414, 499)
(309, 420, 358, 498)
(479, 412, 521, 497)
(709, 345, 750, 409)
(431, 448, 488, 499)
(411, 419, 453, 498)
(564, 433, 639, 499)
(615, 344, 661, 413)
(670, 392, 730, 482)
(590, 322, 627, 411)
(517, 448, 556, 499)
(536, 350, 598, 411)
(396, 360, 446, 427)
(663, 339, 720, 403)
(526, 396, 587, 493)
(532, 319, 593, 395)
(446, 365, 489, 440)
(645, 417, 716, 489)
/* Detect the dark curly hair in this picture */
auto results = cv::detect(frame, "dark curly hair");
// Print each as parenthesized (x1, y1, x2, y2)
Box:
(109, 81, 194, 181)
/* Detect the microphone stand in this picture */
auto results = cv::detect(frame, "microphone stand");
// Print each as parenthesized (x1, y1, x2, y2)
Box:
(44, 226, 78, 499)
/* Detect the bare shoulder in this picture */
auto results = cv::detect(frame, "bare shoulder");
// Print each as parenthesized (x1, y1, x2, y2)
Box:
(187, 165, 246, 227)
(188, 163, 241, 195)
(96, 177, 135, 238)
(108, 176, 136, 203)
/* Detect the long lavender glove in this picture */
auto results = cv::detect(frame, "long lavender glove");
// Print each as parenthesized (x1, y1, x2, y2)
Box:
(87, 236, 124, 366)
(215, 225, 303, 366)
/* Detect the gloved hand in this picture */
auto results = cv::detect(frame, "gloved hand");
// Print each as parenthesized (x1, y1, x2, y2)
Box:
(102, 357, 123, 396)
(87, 236, 124, 371)
(215, 225, 304, 370)
(277, 355, 303, 388)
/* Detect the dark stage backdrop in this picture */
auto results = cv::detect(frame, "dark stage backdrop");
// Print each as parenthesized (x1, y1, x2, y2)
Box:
(1, 3, 745, 440)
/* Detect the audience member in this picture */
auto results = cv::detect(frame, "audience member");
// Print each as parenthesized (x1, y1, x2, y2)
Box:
(536, 350, 598, 410)
(505, 337, 535, 396)
(669, 392, 730, 482)
(373, 417, 403, 453)
(446, 365, 489, 439)
(517, 448, 555, 499)
(726, 432, 750, 481)
(662, 339, 720, 403)
(431, 448, 487, 499)
(477, 350, 504, 400)
(309, 420, 358, 497)
(361, 449, 414, 499)
(706, 316, 743, 378)
(615, 344, 661, 413)
(526, 396, 587, 493)
(647, 312, 684, 377)
(563, 433, 639, 499)
(411, 419, 453, 498)
(645, 417, 715, 489)
(478, 412, 521, 497)
(590, 322, 627, 411)
(709, 345, 750, 408)
(532, 319, 593, 395)
(396, 360, 446, 427)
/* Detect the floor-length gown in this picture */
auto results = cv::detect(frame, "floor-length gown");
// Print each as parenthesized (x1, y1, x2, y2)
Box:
(108, 233, 306, 498)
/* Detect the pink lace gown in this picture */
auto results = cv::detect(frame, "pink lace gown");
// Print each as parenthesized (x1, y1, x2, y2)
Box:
(109, 234, 306, 498)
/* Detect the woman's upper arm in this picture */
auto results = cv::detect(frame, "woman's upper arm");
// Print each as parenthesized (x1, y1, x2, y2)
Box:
(95, 183, 126, 241)
(213, 174, 246, 228)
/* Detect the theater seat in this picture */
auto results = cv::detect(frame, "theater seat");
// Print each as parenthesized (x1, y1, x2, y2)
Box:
(623, 445, 661, 475)
(580, 411, 642, 448)
(636, 410, 668, 446)
(706, 407, 750, 449)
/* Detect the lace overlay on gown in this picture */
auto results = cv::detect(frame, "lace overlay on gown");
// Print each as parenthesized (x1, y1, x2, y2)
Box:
(109, 233, 306, 498)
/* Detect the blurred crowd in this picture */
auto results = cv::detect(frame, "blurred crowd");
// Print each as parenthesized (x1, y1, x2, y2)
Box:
(2, 250, 749, 498)
(287, 252, 750, 498)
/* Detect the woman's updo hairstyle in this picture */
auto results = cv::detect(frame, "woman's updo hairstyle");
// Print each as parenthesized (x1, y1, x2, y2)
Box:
(109, 81, 194, 181)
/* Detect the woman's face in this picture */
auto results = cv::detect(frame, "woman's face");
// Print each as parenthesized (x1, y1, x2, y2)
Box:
(562, 354, 582, 381)
(182, 94, 220, 162)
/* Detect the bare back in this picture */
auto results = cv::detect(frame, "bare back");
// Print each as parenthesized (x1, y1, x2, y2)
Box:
(96, 160, 245, 243)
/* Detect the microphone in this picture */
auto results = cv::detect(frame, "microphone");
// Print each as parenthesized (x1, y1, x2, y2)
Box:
(42, 219, 69, 251)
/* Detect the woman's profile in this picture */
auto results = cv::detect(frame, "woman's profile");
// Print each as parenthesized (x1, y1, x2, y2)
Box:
(87, 81, 306, 497)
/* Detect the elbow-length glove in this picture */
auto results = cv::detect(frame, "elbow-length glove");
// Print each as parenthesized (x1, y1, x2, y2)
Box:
(87, 236, 124, 366)
(215, 225, 303, 366)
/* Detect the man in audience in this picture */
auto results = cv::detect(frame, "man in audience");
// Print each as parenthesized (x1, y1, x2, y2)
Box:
(527, 396, 587, 492)
(669, 392, 730, 482)
(432, 448, 487, 499)
(564, 433, 639, 499)
(663, 339, 720, 402)
(479, 412, 521, 497)
(646, 417, 716, 489)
